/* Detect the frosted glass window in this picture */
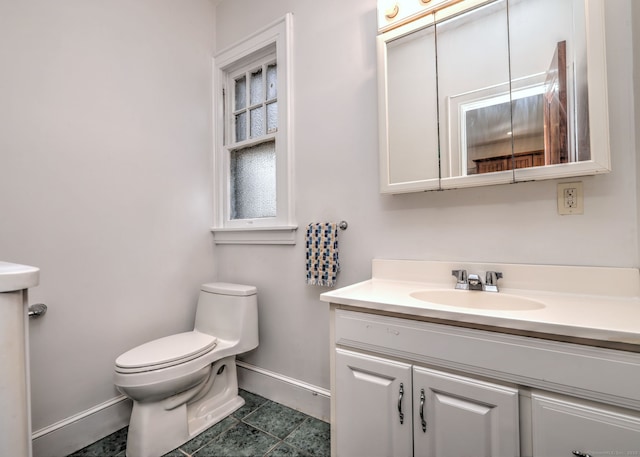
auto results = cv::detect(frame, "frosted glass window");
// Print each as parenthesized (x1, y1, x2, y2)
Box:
(214, 20, 291, 238)
(250, 107, 264, 137)
(250, 69, 263, 105)
(235, 76, 246, 110)
(229, 61, 278, 146)
(267, 64, 277, 100)
(230, 141, 276, 219)
(235, 112, 247, 142)
(267, 102, 278, 133)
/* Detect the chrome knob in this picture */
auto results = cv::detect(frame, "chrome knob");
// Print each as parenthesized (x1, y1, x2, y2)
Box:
(28, 303, 47, 318)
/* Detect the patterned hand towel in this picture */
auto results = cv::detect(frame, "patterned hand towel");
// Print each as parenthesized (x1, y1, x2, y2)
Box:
(305, 222, 340, 287)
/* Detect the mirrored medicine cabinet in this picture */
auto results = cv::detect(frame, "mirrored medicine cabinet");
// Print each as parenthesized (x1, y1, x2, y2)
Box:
(377, 0, 610, 194)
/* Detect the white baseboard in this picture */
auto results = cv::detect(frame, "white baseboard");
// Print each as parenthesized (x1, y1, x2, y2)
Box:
(30, 364, 329, 457)
(32, 396, 132, 457)
(236, 361, 330, 422)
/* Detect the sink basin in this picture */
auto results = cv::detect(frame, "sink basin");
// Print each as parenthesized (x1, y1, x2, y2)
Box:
(410, 289, 545, 311)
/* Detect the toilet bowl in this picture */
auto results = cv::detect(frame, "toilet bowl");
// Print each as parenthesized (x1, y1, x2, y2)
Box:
(114, 282, 258, 457)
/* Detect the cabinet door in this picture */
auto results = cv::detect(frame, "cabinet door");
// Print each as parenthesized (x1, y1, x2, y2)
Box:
(413, 366, 519, 457)
(532, 392, 640, 457)
(335, 348, 412, 457)
(378, 18, 440, 194)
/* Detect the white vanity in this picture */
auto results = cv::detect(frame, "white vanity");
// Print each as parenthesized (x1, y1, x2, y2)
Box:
(321, 260, 640, 457)
(0, 261, 40, 457)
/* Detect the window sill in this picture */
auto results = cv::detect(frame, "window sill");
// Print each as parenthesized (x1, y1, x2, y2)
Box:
(211, 225, 298, 245)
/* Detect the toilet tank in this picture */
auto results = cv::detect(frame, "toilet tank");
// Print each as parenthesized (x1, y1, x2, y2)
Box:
(194, 282, 258, 354)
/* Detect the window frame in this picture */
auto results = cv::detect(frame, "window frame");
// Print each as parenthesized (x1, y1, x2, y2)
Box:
(211, 14, 295, 244)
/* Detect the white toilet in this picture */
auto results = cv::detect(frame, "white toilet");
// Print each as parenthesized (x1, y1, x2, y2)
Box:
(114, 282, 258, 457)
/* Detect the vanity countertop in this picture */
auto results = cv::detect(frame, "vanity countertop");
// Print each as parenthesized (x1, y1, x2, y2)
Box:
(320, 260, 640, 349)
(0, 261, 40, 293)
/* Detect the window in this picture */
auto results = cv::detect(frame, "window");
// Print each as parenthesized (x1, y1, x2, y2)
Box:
(212, 14, 295, 244)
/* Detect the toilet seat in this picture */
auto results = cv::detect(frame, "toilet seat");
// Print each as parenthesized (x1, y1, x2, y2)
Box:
(115, 331, 217, 374)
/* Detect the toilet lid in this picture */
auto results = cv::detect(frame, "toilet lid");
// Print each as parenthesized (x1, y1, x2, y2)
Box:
(115, 331, 217, 373)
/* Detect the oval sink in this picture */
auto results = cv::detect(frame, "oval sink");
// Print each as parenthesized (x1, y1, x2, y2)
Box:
(410, 289, 545, 311)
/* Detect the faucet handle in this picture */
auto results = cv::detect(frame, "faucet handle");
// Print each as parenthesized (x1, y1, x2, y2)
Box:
(452, 270, 469, 290)
(485, 271, 503, 285)
(452, 269, 467, 283)
(484, 271, 503, 292)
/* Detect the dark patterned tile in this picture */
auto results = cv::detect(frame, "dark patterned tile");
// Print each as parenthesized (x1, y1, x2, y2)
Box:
(233, 390, 268, 419)
(266, 442, 308, 457)
(180, 415, 239, 454)
(243, 400, 308, 439)
(193, 421, 279, 457)
(68, 427, 128, 456)
(284, 418, 330, 457)
(162, 450, 187, 457)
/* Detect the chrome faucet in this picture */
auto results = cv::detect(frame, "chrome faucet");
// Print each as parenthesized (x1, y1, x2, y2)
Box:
(451, 269, 503, 292)
(467, 273, 483, 291)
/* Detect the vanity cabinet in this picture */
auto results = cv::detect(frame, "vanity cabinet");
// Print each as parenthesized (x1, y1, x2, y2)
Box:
(330, 307, 640, 457)
(335, 348, 519, 457)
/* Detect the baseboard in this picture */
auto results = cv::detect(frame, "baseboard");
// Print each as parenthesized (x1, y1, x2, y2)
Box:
(32, 396, 132, 457)
(30, 365, 329, 457)
(236, 361, 330, 422)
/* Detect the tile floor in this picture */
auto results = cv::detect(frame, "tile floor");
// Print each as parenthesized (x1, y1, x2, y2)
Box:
(68, 390, 331, 457)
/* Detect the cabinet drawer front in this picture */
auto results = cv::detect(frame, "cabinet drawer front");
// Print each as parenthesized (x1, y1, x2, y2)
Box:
(532, 392, 640, 457)
(335, 309, 640, 410)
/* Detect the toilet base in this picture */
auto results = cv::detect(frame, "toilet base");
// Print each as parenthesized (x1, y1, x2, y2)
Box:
(125, 356, 244, 457)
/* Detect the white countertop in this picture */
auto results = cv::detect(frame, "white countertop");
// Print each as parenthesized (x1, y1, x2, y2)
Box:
(321, 260, 640, 348)
(0, 261, 40, 293)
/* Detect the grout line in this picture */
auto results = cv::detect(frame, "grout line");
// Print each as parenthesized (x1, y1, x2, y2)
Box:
(181, 416, 240, 456)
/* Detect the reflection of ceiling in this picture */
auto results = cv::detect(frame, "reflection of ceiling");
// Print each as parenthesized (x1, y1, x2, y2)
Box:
(466, 94, 544, 147)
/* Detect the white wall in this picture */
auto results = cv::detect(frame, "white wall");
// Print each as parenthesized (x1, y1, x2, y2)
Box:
(0, 0, 636, 452)
(215, 0, 638, 414)
(0, 0, 216, 452)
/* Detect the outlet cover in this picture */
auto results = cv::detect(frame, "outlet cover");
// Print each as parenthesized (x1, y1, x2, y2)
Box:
(557, 182, 584, 215)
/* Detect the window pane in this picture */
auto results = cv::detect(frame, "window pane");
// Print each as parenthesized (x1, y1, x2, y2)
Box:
(266, 64, 277, 100)
(230, 141, 276, 219)
(235, 112, 247, 142)
(267, 102, 278, 133)
(235, 76, 246, 110)
(250, 107, 265, 137)
(250, 68, 263, 105)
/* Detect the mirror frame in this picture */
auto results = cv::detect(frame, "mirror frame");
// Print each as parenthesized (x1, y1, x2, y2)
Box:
(377, 0, 610, 194)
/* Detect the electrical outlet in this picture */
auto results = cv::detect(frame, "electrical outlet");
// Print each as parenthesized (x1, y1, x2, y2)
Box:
(557, 182, 584, 215)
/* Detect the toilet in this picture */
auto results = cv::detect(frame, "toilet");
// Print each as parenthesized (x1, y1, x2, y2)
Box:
(114, 282, 258, 457)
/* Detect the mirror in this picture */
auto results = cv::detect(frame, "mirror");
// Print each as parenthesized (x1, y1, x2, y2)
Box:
(377, 0, 610, 193)
(384, 17, 439, 192)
